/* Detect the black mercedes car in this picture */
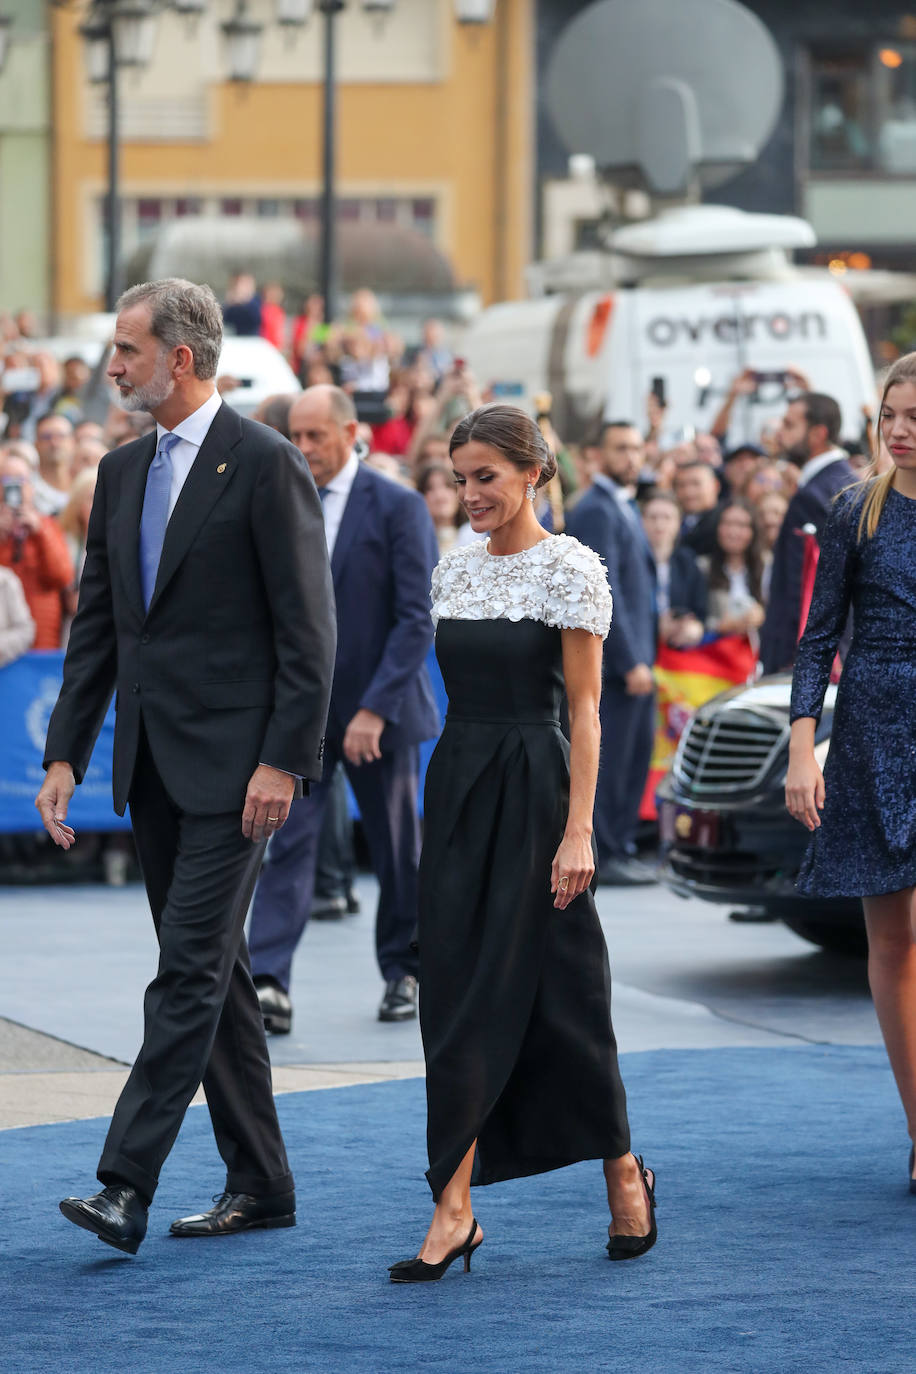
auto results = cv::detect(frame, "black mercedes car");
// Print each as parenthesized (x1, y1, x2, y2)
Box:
(656, 675, 866, 955)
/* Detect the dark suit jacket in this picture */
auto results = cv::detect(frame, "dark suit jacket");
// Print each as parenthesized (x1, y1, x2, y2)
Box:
(658, 544, 708, 622)
(327, 462, 439, 749)
(759, 455, 856, 675)
(566, 481, 655, 681)
(677, 504, 724, 558)
(44, 402, 337, 815)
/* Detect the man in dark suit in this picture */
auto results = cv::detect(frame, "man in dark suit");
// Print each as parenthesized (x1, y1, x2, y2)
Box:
(674, 460, 724, 557)
(248, 385, 439, 1029)
(760, 392, 855, 675)
(35, 279, 336, 1256)
(566, 422, 658, 886)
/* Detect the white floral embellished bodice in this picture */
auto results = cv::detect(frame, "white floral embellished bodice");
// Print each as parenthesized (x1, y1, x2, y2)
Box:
(430, 534, 612, 639)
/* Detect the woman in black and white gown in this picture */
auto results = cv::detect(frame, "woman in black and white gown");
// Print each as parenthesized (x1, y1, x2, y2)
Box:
(388, 405, 657, 1283)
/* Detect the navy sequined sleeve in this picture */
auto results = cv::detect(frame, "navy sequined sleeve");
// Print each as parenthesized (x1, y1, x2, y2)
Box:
(789, 489, 860, 724)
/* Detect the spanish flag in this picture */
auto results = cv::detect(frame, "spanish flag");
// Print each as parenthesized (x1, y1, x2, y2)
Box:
(640, 635, 758, 820)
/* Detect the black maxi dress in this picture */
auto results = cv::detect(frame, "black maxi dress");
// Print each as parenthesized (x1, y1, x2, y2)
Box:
(792, 483, 916, 897)
(419, 535, 631, 1200)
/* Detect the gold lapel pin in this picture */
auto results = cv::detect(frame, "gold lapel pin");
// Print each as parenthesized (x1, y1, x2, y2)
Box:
(216, 463, 227, 474)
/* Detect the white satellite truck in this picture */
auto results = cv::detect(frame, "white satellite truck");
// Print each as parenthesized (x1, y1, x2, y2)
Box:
(462, 203, 879, 446)
(464, 0, 884, 446)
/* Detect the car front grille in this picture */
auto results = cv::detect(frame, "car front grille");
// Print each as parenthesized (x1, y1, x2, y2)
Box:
(673, 707, 789, 795)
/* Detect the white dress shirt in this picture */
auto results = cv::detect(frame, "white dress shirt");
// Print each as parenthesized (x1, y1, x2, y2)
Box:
(796, 447, 848, 490)
(320, 451, 360, 560)
(156, 389, 223, 518)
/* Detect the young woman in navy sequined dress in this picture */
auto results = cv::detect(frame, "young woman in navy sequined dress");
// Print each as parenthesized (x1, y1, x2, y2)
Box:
(787, 354, 916, 1192)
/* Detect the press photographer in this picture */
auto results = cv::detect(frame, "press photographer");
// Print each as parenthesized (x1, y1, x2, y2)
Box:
(0, 451, 73, 649)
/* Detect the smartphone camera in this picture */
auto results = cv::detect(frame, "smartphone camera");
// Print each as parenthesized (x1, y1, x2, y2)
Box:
(1, 478, 23, 511)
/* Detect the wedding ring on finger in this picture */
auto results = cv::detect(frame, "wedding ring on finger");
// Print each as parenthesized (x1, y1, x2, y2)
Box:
(267, 816, 280, 825)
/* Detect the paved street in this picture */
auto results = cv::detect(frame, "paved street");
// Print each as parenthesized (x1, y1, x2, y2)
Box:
(0, 872, 877, 1130)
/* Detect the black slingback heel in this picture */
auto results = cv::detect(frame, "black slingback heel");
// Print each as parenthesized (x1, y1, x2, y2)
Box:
(388, 1218, 481, 1283)
(606, 1156, 657, 1261)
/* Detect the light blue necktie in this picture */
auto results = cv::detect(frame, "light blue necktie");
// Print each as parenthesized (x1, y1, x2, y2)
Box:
(139, 432, 179, 612)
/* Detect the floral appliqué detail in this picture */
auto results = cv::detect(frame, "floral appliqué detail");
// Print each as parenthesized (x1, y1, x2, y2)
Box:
(431, 535, 612, 639)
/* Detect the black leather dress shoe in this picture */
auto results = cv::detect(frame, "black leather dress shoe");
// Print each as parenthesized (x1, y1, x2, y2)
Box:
(169, 1191, 296, 1237)
(253, 977, 292, 1034)
(378, 974, 418, 1022)
(596, 858, 659, 887)
(59, 1184, 148, 1255)
(311, 895, 347, 920)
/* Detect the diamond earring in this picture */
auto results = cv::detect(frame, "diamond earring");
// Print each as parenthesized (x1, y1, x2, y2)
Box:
(526, 482, 536, 502)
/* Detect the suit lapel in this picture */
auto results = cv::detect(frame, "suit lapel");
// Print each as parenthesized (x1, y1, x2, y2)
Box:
(331, 464, 372, 585)
(117, 433, 157, 622)
(148, 403, 242, 615)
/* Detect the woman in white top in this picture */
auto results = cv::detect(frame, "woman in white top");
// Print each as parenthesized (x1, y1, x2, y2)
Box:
(388, 405, 656, 1284)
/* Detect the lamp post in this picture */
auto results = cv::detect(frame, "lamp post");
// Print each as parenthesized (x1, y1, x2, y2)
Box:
(79, 1, 160, 309)
(0, 13, 12, 77)
(222, 0, 497, 324)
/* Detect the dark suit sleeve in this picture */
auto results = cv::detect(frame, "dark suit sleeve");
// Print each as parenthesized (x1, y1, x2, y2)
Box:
(250, 441, 336, 781)
(671, 548, 708, 620)
(790, 493, 857, 723)
(687, 559, 708, 621)
(569, 502, 641, 678)
(43, 461, 117, 783)
(359, 489, 437, 726)
(760, 498, 806, 674)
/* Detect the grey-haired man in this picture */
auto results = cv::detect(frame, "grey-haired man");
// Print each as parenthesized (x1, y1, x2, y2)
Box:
(36, 279, 336, 1254)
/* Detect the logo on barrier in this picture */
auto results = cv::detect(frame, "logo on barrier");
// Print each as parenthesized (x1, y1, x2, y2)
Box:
(25, 678, 60, 753)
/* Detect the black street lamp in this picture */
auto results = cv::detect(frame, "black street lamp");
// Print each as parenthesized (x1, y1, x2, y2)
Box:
(0, 13, 12, 77)
(222, 0, 498, 325)
(79, 0, 160, 309)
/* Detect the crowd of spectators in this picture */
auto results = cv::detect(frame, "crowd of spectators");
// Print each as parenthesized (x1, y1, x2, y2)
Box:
(0, 282, 880, 888)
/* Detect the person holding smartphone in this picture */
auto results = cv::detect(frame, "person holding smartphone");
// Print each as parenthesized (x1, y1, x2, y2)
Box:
(0, 451, 73, 648)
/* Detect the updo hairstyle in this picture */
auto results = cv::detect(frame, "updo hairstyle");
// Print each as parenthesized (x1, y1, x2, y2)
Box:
(449, 404, 558, 490)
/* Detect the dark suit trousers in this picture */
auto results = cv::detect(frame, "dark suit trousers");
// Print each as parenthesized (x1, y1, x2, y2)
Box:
(595, 680, 656, 866)
(97, 730, 293, 1204)
(248, 737, 421, 990)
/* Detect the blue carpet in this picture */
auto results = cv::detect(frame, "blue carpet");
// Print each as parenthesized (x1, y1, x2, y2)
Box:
(2, 1046, 914, 1374)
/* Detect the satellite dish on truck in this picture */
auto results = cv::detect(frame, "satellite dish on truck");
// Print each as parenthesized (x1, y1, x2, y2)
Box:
(545, 0, 784, 195)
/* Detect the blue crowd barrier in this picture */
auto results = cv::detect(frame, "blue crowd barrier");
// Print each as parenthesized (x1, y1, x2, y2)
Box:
(0, 652, 129, 834)
(0, 648, 449, 833)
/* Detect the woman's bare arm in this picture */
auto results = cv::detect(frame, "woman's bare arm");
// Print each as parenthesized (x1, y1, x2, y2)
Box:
(551, 627, 604, 909)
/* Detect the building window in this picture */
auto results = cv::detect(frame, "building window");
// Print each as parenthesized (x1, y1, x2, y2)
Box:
(808, 42, 916, 176)
(809, 49, 872, 171)
(875, 44, 916, 174)
(137, 199, 163, 243)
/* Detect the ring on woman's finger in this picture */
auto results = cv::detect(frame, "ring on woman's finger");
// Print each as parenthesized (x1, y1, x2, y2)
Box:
(558, 875, 570, 891)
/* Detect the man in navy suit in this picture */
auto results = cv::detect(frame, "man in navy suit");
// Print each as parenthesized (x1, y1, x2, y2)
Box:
(760, 392, 856, 675)
(566, 422, 658, 886)
(248, 385, 440, 1026)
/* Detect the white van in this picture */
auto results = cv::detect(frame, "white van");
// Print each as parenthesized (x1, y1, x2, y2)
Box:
(463, 207, 878, 444)
(463, 276, 876, 445)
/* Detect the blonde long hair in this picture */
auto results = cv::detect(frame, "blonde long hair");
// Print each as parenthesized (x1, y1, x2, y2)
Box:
(857, 351, 916, 541)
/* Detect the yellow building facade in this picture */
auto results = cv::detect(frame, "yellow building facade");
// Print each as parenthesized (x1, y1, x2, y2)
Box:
(50, 0, 534, 317)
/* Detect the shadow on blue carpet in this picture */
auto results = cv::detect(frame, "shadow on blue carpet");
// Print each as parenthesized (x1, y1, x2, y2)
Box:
(2, 1046, 914, 1374)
